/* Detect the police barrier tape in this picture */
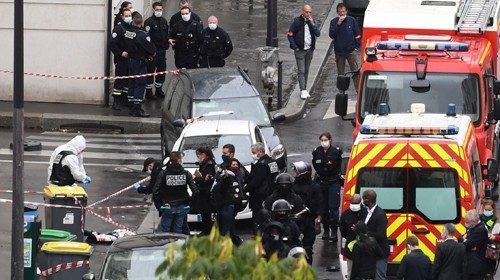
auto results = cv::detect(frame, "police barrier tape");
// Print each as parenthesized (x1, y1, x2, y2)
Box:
(0, 68, 181, 80)
(85, 207, 136, 234)
(0, 198, 149, 211)
(0, 189, 45, 195)
(38, 260, 90, 276)
(87, 176, 150, 208)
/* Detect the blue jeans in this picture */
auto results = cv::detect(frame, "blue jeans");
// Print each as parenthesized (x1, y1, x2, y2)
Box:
(160, 204, 189, 233)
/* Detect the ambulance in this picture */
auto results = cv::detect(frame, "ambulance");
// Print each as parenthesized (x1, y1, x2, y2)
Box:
(340, 103, 498, 275)
(335, 0, 500, 189)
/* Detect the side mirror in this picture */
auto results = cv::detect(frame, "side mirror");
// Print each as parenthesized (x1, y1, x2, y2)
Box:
(494, 81, 500, 95)
(82, 273, 95, 280)
(486, 158, 498, 182)
(337, 75, 350, 91)
(272, 112, 286, 122)
(494, 99, 500, 120)
(335, 94, 348, 117)
(173, 119, 186, 128)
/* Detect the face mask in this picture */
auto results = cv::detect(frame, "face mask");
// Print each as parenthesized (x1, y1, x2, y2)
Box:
(147, 169, 152, 174)
(181, 13, 191, 22)
(208, 23, 217, 30)
(154, 11, 163, 17)
(350, 203, 361, 212)
(465, 223, 471, 229)
(484, 210, 494, 217)
(124, 16, 132, 24)
(252, 154, 259, 160)
(221, 155, 230, 163)
(321, 141, 330, 149)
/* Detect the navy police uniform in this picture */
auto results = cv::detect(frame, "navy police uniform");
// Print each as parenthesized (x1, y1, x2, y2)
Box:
(199, 26, 233, 68)
(169, 16, 203, 69)
(144, 14, 169, 97)
(109, 20, 130, 107)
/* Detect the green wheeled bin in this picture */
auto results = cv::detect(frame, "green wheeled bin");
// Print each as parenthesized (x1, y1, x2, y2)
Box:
(24, 207, 41, 280)
(39, 229, 76, 248)
(38, 241, 92, 280)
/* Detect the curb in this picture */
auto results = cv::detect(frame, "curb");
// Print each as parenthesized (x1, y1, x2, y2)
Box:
(278, 0, 338, 122)
(0, 111, 161, 134)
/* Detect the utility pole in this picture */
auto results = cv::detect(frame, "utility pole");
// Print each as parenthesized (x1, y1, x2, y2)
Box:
(266, 0, 278, 47)
(11, 0, 25, 278)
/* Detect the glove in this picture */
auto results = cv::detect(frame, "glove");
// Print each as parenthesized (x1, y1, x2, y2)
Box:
(133, 183, 142, 191)
(82, 176, 92, 184)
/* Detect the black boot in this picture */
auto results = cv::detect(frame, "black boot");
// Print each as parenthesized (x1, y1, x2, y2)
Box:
(129, 104, 150, 117)
(112, 96, 121, 110)
(330, 226, 338, 242)
(155, 86, 165, 98)
(145, 88, 156, 100)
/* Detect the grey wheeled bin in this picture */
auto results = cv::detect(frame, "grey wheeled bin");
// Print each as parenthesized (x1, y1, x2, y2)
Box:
(38, 241, 92, 280)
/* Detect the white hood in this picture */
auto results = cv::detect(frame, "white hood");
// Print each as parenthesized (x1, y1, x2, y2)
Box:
(47, 135, 86, 183)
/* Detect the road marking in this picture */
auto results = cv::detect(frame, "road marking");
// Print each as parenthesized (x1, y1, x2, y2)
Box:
(0, 149, 158, 160)
(323, 99, 356, 120)
(0, 159, 141, 168)
(287, 153, 305, 157)
(41, 132, 160, 138)
(28, 135, 160, 143)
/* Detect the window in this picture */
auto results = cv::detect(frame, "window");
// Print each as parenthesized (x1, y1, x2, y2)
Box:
(255, 127, 263, 143)
(358, 168, 405, 211)
(169, 80, 183, 115)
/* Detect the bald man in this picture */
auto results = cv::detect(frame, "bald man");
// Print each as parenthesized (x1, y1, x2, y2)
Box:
(287, 4, 320, 99)
(199, 16, 233, 68)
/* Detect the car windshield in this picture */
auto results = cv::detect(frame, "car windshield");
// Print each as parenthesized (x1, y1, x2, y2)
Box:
(101, 246, 181, 280)
(193, 97, 271, 126)
(357, 167, 460, 223)
(179, 135, 253, 166)
(359, 72, 480, 123)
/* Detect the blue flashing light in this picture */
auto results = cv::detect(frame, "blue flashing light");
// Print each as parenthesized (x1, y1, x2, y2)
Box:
(447, 103, 456, 116)
(376, 41, 469, 51)
(447, 125, 459, 135)
(378, 103, 389, 116)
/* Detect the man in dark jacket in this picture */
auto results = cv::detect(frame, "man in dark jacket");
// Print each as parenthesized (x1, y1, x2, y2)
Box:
(463, 209, 489, 280)
(169, 0, 202, 27)
(338, 194, 365, 275)
(199, 16, 233, 68)
(432, 223, 466, 280)
(144, 2, 169, 99)
(153, 152, 199, 233)
(134, 157, 163, 195)
(246, 143, 279, 229)
(329, 3, 361, 89)
(287, 4, 320, 100)
(362, 189, 390, 280)
(397, 235, 431, 280)
(168, 6, 203, 69)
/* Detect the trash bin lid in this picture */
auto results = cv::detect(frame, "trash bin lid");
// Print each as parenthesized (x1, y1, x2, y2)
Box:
(41, 241, 92, 255)
(40, 229, 76, 241)
(44, 185, 88, 199)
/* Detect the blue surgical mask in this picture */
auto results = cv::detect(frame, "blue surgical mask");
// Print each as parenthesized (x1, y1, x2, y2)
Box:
(124, 16, 132, 24)
(484, 210, 494, 217)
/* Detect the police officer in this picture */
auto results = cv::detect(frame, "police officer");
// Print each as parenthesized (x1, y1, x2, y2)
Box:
(169, 0, 202, 27)
(144, 2, 169, 99)
(124, 12, 156, 117)
(47, 135, 91, 187)
(245, 142, 280, 230)
(109, 8, 132, 110)
(291, 161, 324, 264)
(262, 221, 291, 260)
(153, 151, 199, 233)
(168, 6, 203, 69)
(312, 132, 343, 242)
(263, 173, 305, 216)
(269, 199, 302, 248)
(113, 1, 133, 27)
(199, 16, 233, 68)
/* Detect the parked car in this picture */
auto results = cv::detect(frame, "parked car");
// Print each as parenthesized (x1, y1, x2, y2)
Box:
(82, 233, 187, 280)
(160, 67, 286, 170)
(168, 118, 278, 221)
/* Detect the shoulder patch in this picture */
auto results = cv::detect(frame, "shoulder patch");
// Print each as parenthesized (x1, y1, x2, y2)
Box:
(268, 162, 279, 173)
(146, 36, 151, 42)
(112, 33, 117, 38)
(145, 26, 150, 32)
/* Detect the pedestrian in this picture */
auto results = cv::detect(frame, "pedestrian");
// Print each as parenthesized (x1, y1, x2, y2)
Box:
(168, 6, 203, 69)
(463, 209, 489, 280)
(312, 132, 343, 242)
(287, 4, 320, 100)
(211, 158, 245, 246)
(397, 235, 432, 280)
(329, 3, 361, 90)
(338, 194, 366, 275)
(48, 135, 91, 187)
(362, 189, 390, 280)
(267, 199, 302, 248)
(169, 0, 202, 27)
(199, 16, 233, 68)
(114, 1, 133, 27)
(124, 12, 156, 117)
(153, 151, 199, 233)
(482, 199, 500, 279)
(144, 2, 169, 100)
(349, 221, 384, 280)
(432, 223, 466, 280)
(109, 8, 132, 110)
(191, 147, 216, 235)
(290, 161, 323, 264)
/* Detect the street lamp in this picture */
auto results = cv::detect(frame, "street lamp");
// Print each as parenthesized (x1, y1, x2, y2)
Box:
(266, 0, 278, 47)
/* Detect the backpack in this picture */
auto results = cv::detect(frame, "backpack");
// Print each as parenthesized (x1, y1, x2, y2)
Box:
(225, 174, 247, 212)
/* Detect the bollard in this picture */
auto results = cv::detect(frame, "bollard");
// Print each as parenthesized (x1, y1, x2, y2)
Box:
(277, 61, 283, 109)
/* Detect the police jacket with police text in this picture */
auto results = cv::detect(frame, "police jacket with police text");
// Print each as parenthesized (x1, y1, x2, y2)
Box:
(109, 21, 130, 59)
(246, 154, 279, 197)
(287, 15, 320, 51)
(153, 162, 199, 206)
(144, 15, 169, 51)
(124, 25, 156, 60)
(200, 27, 233, 59)
(312, 145, 343, 182)
(292, 177, 324, 217)
(169, 18, 203, 53)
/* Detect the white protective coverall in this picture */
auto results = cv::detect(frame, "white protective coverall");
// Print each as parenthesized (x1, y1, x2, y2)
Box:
(47, 135, 87, 184)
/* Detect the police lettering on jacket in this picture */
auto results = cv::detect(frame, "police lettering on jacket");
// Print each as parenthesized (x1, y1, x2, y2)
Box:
(124, 26, 156, 60)
(165, 174, 187, 186)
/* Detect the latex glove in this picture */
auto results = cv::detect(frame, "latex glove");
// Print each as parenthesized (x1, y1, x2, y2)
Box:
(82, 176, 92, 184)
(133, 183, 142, 191)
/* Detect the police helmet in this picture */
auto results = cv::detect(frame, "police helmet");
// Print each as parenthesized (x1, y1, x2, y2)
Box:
(288, 246, 307, 258)
(291, 161, 312, 176)
(275, 173, 295, 185)
(263, 221, 285, 233)
(272, 199, 292, 212)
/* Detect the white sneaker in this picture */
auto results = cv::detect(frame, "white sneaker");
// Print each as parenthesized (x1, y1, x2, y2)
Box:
(305, 90, 311, 98)
(301, 90, 308, 99)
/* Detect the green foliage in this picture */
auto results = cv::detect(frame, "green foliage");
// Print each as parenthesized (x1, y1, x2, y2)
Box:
(155, 226, 317, 280)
